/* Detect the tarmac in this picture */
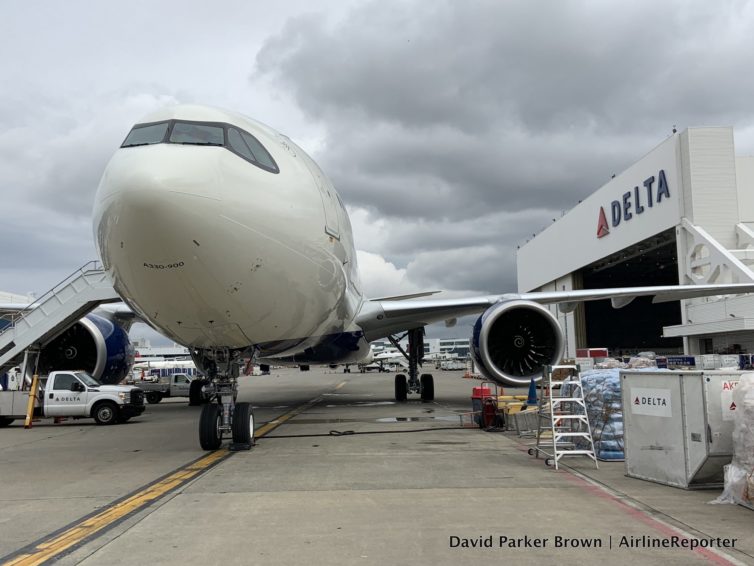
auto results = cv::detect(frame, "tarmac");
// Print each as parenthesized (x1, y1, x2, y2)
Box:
(0, 367, 752, 565)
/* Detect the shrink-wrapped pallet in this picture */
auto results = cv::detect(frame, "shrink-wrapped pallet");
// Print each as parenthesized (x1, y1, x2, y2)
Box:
(565, 369, 625, 460)
(711, 373, 754, 510)
(570, 364, 669, 459)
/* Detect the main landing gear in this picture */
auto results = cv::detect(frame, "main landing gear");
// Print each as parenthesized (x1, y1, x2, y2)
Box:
(195, 349, 255, 451)
(390, 328, 434, 403)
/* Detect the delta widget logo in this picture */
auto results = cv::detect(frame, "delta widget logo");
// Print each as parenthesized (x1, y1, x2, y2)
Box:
(596, 207, 609, 238)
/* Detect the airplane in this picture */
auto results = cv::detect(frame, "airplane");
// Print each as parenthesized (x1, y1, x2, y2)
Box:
(6, 103, 754, 451)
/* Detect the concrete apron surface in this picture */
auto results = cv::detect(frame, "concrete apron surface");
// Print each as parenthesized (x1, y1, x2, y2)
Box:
(0, 368, 751, 566)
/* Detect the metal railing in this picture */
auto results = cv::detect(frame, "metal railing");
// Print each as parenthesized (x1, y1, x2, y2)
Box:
(0, 260, 105, 337)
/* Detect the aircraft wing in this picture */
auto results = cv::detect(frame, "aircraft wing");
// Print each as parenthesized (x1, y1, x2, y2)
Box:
(94, 303, 143, 332)
(355, 283, 754, 341)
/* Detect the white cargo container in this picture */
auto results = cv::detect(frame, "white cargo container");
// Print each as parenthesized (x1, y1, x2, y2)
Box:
(719, 354, 740, 369)
(621, 370, 746, 489)
(699, 354, 721, 370)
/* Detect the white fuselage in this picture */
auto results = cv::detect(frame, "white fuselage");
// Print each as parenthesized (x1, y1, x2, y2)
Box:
(93, 105, 368, 363)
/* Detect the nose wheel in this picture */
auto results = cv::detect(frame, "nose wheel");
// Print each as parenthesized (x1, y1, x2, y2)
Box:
(196, 349, 255, 451)
(199, 404, 223, 450)
(230, 402, 255, 450)
(199, 392, 256, 451)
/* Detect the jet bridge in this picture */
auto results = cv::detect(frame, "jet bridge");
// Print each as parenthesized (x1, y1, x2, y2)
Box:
(0, 261, 120, 379)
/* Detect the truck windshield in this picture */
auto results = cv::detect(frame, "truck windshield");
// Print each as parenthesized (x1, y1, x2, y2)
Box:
(75, 372, 101, 387)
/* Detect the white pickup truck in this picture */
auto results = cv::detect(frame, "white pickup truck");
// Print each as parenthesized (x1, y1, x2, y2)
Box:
(138, 373, 193, 404)
(0, 370, 145, 427)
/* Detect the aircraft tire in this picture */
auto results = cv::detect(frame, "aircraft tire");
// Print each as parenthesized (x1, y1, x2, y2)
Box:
(420, 374, 435, 402)
(189, 380, 204, 406)
(395, 374, 408, 402)
(232, 402, 255, 446)
(199, 404, 222, 450)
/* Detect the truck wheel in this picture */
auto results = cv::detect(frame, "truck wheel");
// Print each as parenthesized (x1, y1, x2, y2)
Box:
(93, 402, 118, 425)
(395, 374, 408, 401)
(0, 417, 15, 427)
(420, 374, 435, 402)
(189, 380, 205, 406)
(232, 402, 255, 446)
(146, 392, 162, 404)
(199, 404, 222, 450)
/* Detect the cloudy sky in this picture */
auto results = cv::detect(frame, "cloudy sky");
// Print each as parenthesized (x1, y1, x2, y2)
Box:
(2, 0, 754, 344)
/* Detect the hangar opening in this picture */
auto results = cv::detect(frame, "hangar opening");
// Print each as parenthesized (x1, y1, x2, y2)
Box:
(579, 228, 683, 354)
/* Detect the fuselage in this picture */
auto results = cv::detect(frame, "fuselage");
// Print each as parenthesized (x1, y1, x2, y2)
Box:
(93, 105, 368, 363)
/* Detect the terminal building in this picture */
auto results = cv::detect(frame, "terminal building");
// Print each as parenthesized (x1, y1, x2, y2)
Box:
(517, 127, 754, 358)
(371, 338, 471, 358)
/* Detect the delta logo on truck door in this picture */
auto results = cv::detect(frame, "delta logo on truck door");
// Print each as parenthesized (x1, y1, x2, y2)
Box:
(630, 387, 672, 417)
(596, 169, 670, 238)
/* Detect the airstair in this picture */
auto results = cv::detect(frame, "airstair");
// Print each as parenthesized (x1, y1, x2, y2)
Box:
(529, 364, 599, 470)
(0, 261, 120, 375)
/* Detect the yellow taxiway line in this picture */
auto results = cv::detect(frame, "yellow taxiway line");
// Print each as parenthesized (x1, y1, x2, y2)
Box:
(2, 387, 338, 566)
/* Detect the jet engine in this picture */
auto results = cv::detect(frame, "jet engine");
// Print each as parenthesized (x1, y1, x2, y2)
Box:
(37, 313, 134, 384)
(471, 300, 564, 387)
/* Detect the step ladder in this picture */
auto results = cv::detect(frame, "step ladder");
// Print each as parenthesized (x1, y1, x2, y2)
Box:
(0, 261, 120, 375)
(529, 364, 598, 470)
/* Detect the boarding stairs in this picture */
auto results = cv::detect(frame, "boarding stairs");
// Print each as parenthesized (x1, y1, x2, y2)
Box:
(0, 261, 120, 375)
(529, 365, 598, 471)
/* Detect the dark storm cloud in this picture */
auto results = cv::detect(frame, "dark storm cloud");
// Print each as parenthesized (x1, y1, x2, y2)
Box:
(0, 92, 178, 218)
(258, 1, 754, 135)
(0, 91, 179, 293)
(408, 246, 517, 294)
(255, 0, 754, 203)
(0, 211, 95, 270)
(321, 121, 629, 219)
(255, 0, 754, 296)
(366, 208, 556, 257)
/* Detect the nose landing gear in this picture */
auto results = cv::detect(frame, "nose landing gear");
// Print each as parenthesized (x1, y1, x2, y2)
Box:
(196, 349, 255, 451)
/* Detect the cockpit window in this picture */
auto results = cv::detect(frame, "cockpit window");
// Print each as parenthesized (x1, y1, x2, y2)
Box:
(122, 122, 169, 147)
(240, 132, 277, 171)
(169, 123, 224, 146)
(225, 128, 279, 173)
(227, 128, 255, 161)
(121, 119, 279, 174)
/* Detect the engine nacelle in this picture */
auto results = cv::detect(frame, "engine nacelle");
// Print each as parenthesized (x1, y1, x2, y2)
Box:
(37, 313, 134, 384)
(471, 300, 564, 387)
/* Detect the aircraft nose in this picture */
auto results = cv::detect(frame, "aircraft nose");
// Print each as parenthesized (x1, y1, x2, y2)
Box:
(94, 146, 224, 268)
(97, 145, 222, 205)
